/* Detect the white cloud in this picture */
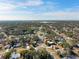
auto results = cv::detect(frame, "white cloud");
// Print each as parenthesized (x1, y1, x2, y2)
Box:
(0, 3, 16, 11)
(35, 11, 79, 20)
(17, 0, 44, 6)
(0, 15, 30, 20)
(0, 0, 79, 20)
(64, 6, 79, 12)
(0, 10, 33, 15)
(0, 11, 79, 21)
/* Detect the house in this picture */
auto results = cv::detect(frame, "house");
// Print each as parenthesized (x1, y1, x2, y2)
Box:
(53, 45, 65, 54)
(37, 31, 45, 42)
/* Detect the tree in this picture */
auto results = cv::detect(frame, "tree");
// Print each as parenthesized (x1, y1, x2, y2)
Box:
(37, 48, 53, 59)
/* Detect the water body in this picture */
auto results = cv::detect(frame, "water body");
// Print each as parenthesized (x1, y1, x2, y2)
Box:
(62, 55, 79, 59)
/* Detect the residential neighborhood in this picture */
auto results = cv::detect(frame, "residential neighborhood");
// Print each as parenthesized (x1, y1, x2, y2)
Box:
(0, 21, 79, 59)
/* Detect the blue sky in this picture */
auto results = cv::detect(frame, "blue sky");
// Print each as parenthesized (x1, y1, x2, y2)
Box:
(0, 0, 79, 20)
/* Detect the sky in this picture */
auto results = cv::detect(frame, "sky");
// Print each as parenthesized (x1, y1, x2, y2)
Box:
(0, 0, 79, 20)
